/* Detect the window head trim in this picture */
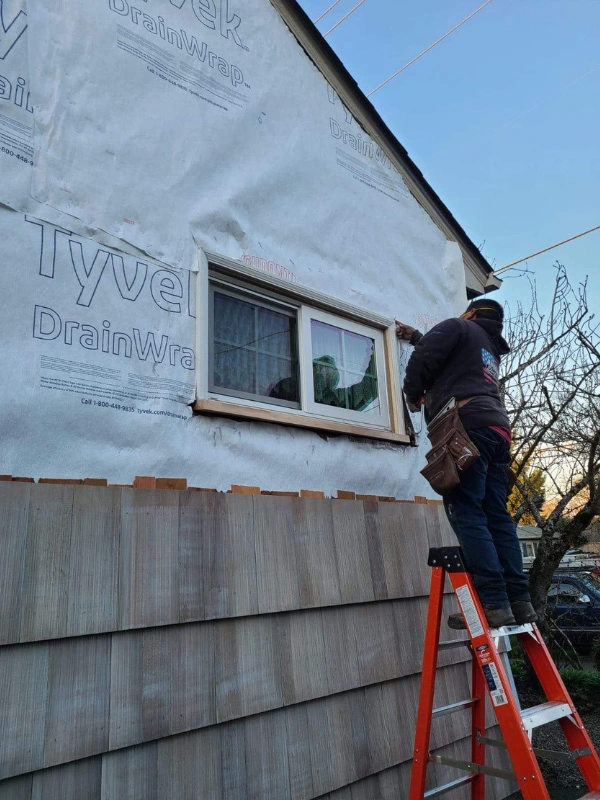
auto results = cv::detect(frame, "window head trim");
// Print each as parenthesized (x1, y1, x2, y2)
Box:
(206, 252, 392, 330)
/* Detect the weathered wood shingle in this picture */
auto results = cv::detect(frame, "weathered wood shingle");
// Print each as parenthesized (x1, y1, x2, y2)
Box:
(0, 485, 514, 798)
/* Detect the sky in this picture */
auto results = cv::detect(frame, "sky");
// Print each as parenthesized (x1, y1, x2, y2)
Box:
(297, 0, 600, 314)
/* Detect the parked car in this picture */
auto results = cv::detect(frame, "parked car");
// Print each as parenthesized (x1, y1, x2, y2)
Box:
(546, 572, 600, 651)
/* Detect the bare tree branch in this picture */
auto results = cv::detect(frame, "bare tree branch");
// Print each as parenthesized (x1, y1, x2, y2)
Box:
(501, 262, 600, 615)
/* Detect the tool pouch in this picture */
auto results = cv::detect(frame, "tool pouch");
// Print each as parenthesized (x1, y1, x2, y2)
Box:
(420, 404, 480, 496)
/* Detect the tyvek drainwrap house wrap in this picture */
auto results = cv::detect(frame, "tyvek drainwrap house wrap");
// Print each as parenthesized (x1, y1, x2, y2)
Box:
(0, 0, 468, 495)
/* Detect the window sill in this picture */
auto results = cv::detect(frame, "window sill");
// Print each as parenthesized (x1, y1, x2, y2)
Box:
(193, 399, 412, 444)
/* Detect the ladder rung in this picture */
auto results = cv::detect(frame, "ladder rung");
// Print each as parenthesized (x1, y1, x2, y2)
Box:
(438, 639, 471, 651)
(424, 775, 473, 798)
(478, 734, 592, 764)
(429, 754, 514, 781)
(536, 746, 592, 763)
(432, 699, 476, 718)
(521, 701, 573, 732)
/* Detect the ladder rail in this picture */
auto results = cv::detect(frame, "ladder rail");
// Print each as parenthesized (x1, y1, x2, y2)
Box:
(471, 652, 486, 800)
(410, 566, 446, 799)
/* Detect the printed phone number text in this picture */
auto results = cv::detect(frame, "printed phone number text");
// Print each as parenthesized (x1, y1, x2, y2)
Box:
(1, 147, 33, 165)
(81, 399, 134, 412)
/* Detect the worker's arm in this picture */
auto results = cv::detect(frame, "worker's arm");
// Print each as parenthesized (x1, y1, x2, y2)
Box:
(402, 318, 466, 407)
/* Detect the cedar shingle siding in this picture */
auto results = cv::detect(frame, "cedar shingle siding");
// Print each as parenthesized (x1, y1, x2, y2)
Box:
(0, 483, 514, 798)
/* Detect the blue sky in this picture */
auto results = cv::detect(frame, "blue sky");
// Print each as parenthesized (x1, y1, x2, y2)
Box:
(298, 0, 600, 312)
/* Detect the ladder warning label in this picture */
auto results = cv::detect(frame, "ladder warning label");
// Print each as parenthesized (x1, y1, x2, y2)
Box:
(483, 663, 508, 707)
(455, 585, 485, 638)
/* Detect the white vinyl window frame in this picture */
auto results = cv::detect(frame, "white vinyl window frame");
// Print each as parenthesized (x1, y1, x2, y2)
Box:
(194, 251, 410, 444)
(209, 281, 301, 410)
(301, 307, 390, 429)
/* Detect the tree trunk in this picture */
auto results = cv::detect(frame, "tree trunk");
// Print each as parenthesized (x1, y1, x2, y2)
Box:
(529, 505, 598, 619)
(528, 532, 560, 629)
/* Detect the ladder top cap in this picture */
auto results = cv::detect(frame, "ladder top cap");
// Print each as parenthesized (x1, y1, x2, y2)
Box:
(427, 546, 467, 572)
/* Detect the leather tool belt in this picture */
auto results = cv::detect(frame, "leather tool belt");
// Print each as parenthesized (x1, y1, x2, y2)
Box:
(420, 398, 480, 496)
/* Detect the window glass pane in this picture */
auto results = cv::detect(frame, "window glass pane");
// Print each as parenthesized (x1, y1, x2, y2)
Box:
(214, 347, 255, 393)
(548, 583, 581, 604)
(257, 308, 293, 358)
(213, 290, 299, 404)
(214, 292, 254, 347)
(257, 354, 297, 398)
(311, 320, 379, 413)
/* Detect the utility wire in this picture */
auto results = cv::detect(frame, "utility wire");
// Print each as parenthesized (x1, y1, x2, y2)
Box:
(314, 0, 343, 24)
(324, 0, 368, 37)
(494, 225, 600, 275)
(366, 0, 494, 97)
(496, 64, 598, 134)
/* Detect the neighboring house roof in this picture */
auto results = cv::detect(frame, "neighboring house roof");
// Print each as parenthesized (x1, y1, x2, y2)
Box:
(272, 0, 500, 297)
(517, 525, 543, 540)
(518, 520, 600, 543)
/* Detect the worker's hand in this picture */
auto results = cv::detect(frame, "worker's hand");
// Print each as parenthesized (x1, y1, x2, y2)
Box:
(395, 320, 418, 341)
(407, 397, 424, 413)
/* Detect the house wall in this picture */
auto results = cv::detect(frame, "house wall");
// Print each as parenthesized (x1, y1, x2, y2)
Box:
(0, 0, 470, 496)
(0, 482, 515, 798)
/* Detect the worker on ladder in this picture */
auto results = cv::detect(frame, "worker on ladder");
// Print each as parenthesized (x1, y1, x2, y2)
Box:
(397, 297, 538, 630)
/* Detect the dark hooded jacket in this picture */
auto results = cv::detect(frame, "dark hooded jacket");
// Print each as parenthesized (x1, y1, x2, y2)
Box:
(403, 317, 511, 431)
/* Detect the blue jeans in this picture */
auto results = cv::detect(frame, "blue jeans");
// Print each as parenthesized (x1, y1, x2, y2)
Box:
(443, 427, 530, 609)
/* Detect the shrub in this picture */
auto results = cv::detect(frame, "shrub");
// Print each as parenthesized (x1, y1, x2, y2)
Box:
(560, 669, 600, 712)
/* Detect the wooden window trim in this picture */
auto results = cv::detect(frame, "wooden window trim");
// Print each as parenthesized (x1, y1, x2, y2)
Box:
(193, 398, 411, 444)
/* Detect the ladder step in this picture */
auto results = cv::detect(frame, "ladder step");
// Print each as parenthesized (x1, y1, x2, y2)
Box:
(432, 699, 476, 718)
(424, 775, 473, 798)
(521, 701, 574, 732)
(489, 622, 535, 636)
(577, 793, 600, 799)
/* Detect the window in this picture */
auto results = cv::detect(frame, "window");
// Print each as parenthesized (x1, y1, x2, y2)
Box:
(210, 286, 299, 408)
(520, 542, 535, 558)
(303, 309, 389, 427)
(547, 583, 582, 605)
(198, 265, 406, 442)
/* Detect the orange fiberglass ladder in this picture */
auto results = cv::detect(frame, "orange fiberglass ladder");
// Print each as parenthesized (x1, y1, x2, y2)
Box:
(409, 546, 600, 800)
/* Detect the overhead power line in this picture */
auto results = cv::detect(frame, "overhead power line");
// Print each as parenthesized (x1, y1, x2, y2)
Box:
(313, 0, 343, 25)
(323, 0, 368, 37)
(366, 0, 494, 97)
(496, 64, 598, 134)
(494, 224, 600, 275)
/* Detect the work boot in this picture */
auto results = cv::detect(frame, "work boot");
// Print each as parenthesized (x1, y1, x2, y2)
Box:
(447, 606, 516, 631)
(510, 600, 538, 624)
